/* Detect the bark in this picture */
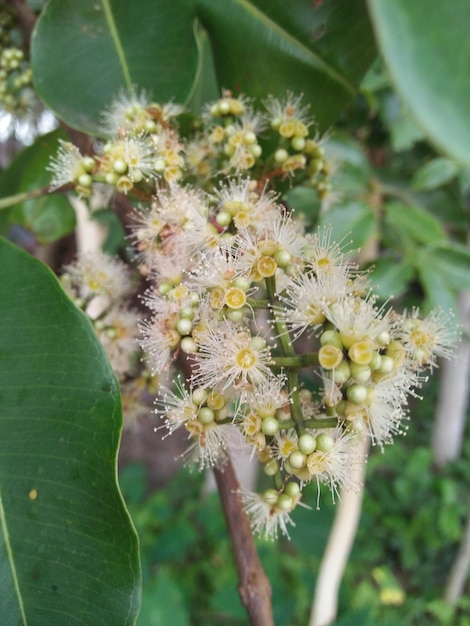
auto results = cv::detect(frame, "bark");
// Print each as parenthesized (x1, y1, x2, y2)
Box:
(214, 459, 274, 626)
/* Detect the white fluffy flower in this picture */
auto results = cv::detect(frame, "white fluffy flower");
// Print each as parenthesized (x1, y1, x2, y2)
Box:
(192, 321, 273, 390)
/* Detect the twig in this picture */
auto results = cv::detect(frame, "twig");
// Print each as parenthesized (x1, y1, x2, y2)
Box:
(213, 460, 274, 626)
(444, 509, 470, 604)
(309, 437, 369, 626)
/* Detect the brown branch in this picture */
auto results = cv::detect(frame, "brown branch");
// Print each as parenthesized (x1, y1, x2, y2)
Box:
(213, 459, 274, 626)
(176, 352, 273, 624)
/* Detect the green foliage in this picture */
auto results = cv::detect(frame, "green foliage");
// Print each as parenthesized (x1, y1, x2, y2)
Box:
(119, 465, 338, 625)
(31, 0, 376, 134)
(345, 381, 470, 626)
(411, 158, 459, 192)
(117, 384, 470, 626)
(1, 2, 469, 625)
(0, 238, 141, 624)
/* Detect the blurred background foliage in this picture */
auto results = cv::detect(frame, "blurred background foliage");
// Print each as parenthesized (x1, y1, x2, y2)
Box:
(120, 380, 470, 626)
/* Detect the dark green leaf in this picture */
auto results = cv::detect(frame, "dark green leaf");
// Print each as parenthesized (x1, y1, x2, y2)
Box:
(411, 158, 459, 191)
(378, 92, 424, 152)
(384, 201, 446, 246)
(0, 239, 141, 624)
(0, 130, 76, 243)
(32, 0, 199, 135)
(92, 208, 127, 255)
(284, 186, 320, 223)
(368, 0, 470, 167)
(32, 0, 376, 134)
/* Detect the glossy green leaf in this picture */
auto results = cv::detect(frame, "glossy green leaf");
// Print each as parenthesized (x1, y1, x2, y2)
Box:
(367, 0, 470, 168)
(0, 239, 141, 624)
(32, 0, 376, 135)
(0, 130, 76, 243)
(320, 200, 377, 251)
(384, 201, 446, 246)
(411, 158, 459, 191)
(194, 0, 376, 130)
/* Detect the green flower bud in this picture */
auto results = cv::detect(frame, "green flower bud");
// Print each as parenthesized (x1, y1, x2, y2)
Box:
(198, 406, 215, 424)
(298, 433, 317, 455)
(176, 318, 193, 336)
(316, 433, 335, 453)
(261, 417, 280, 436)
(289, 450, 307, 469)
(346, 383, 368, 404)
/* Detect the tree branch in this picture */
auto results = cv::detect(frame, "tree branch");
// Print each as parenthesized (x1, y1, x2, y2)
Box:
(445, 508, 470, 604)
(213, 459, 274, 626)
(177, 353, 273, 625)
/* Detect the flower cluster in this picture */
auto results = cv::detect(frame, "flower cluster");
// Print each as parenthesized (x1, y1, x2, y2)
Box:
(61, 249, 157, 427)
(48, 89, 331, 199)
(53, 89, 458, 539)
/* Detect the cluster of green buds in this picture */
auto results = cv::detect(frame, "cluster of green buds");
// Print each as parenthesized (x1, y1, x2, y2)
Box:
(48, 88, 334, 204)
(0, 9, 32, 113)
(266, 93, 331, 195)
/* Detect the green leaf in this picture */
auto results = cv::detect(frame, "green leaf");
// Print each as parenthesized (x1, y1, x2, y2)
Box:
(0, 239, 141, 624)
(411, 158, 459, 191)
(326, 133, 372, 193)
(32, 0, 376, 134)
(0, 130, 76, 243)
(32, 0, 199, 135)
(367, 257, 415, 300)
(367, 0, 470, 168)
(383, 201, 446, 246)
(378, 92, 425, 152)
(416, 257, 458, 313)
(319, 200, 377, 251)
(416, 243, 470, 292)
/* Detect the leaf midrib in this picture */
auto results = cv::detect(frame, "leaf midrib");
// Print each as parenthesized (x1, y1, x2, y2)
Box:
(234, 0, 355, 93)
(100, 0, 132, 89)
